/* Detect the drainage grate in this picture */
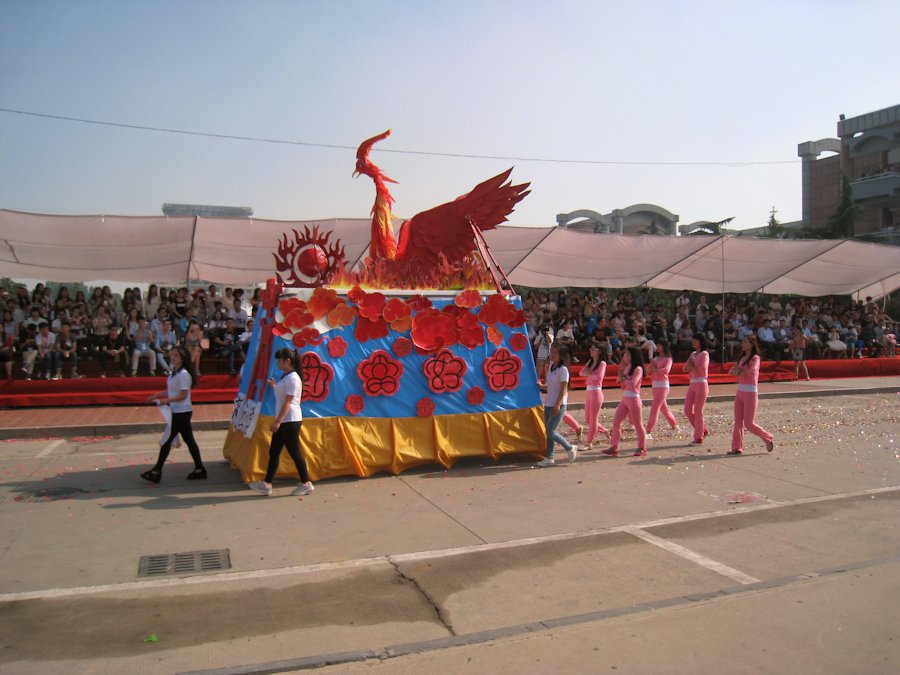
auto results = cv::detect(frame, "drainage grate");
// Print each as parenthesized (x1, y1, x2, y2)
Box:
(138, 549, 231, 577)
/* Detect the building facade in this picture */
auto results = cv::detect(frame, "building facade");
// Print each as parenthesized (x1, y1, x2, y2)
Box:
(798, 104, 900, 235)
(556, 204, 679, 235)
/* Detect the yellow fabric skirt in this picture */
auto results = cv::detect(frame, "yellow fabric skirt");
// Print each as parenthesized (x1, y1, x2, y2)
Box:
(223, 406, 547, 482)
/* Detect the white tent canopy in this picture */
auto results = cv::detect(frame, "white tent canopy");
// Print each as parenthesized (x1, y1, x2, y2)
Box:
(2, 209, 898, 300)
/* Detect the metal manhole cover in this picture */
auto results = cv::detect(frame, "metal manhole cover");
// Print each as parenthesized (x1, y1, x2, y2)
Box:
(138, 549, 231, 577)
(15, 487, 91, 502)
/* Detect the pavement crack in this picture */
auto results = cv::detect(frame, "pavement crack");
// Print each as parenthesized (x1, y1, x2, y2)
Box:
(387, 555, 456, 636)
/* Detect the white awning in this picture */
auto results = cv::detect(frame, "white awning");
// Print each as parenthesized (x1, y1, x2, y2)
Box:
(2, 209, 898, 300)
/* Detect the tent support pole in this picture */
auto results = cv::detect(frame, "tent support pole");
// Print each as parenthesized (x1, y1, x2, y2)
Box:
(186, 216, 198, 289)
(721, 236, 727, 364)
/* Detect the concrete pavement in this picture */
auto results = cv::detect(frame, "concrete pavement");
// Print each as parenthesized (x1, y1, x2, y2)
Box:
(0, 383, 898, 673)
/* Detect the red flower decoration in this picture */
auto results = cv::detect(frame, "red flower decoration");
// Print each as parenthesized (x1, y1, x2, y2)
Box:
(487, 325, 504, 346)
(392, 336, 413, 358)
(383, 297, 413, 333)
(292, 326, 323, 348)
(478, 294, 517, 326)
(417, 397, 436, 417)
(509, 332, 528, 351)
(357, 350, 404, 397)
(506, 309, 526, 328)
(406, 294, 433, 312)
(441, 304, 465, 320)
(327, 335, 348, 358)
(308, 287, 340, 319)
(284, 307, 315, 330)
(422, 349, 468, 393)
(482, 348, 522, 392)
(357, 291, 387, 322)
(345, 394, 364, 415)
(411, 307, 459, 353)
(327, 300, 356, 328)
(354, 316, 390, 343)
(347, 285, 366, 304)
(454, 289, 482, 309)
(456, 310, 485, 350)
(278, 296, 306, 316)
(467, 386, 486, 406)
(272, 322, 292, 337)
(300, 351, 333, 402)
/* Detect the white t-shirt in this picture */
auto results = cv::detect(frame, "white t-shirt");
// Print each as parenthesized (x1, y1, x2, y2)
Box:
(544, 363, 569, 407)
(274, 371, 303, 422)
(167, 368, 192, 413)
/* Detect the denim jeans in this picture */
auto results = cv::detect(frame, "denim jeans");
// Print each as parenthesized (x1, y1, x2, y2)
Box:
(544, 404, 573, 458)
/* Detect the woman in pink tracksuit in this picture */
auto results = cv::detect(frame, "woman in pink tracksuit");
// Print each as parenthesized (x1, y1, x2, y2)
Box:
(580, 343, 610, 448)
(603, 346, 647, 457)
(682, 333, 710, 445)
(728, 335, 775, 455)
(645, 340, 678, 438)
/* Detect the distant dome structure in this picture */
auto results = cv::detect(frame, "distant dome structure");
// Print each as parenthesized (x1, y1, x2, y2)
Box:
(556, 204, 679, 235)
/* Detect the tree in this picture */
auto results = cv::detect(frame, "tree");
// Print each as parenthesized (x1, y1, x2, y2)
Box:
(757, 207, 785, 238)
(826, 171, 862, 239)
(688, 216, 734, 235)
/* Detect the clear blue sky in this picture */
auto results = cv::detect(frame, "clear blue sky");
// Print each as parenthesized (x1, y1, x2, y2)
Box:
(1, 0, 898, 230)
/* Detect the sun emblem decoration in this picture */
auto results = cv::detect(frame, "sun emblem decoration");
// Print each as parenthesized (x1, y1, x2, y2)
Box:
(274, 224, 346, 288)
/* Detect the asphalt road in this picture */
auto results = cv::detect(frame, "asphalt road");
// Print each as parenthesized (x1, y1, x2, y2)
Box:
(0, 390, 898, 674)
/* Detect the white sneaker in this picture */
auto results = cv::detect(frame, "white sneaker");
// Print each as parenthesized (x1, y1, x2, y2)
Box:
(247, 480, 272, 496)
(567, 445, 578, 462)
(537, 457, 556, 467)
(645, 433, 654, 440)
(291, 481, 315, 497)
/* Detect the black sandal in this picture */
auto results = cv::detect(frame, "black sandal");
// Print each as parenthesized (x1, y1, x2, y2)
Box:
(186, 467, 207, 480)
(140, 469, 162, 483)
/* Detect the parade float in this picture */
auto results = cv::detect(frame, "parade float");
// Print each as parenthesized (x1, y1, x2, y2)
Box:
(223, 131, 545, 482)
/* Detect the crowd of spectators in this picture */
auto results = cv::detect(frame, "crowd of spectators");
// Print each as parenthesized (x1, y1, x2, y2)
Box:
(519, 287, 898, 367)
(0, 283, 259, 380)
(0, 281, 897, 383)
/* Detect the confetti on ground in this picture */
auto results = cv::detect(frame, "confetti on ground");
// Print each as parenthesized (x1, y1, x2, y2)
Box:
(143, 633, 159, 643)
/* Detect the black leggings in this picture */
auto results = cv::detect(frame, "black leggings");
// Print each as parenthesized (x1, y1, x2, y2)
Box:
(265, 420, 309, 483)
(153, 411, 204, 471)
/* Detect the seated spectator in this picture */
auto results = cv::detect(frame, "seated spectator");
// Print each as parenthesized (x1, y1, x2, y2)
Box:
(228, 298, 249, 330)
(2, 309, 17, 339)
(860, 319, 882, 357)
(826, 328, 847, 358)
(34, 322, 59, 380)
(756, 319, 783, 362)
(18, 323, 37, 379)
(55, 321, 82, 379)
(99, 325, 129, 377)
(184, 320, 203, 375)
(91, 306, 113, 355)
(0, 324, 13, 380)
(130, 319, 157, 376)
(213, 316, 243, 376)
(555, 321, 576, 350)
(206, 309, 226, 337)
(154, 320, 178, 374)
(24, 306, 47, 331)
(239, 318, 254, 354)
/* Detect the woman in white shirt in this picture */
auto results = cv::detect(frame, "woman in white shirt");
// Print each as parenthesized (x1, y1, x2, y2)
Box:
(141, 346, 206, 483)
(248, 348, 314, 497)
(537, 345, 580, 467)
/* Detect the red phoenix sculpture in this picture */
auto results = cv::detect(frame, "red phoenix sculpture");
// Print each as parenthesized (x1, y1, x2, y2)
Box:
(353, 130, 530, 284)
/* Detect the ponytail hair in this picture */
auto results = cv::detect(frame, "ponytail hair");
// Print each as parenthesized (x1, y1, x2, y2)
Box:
(656, 339, 671, 357)
(625, 346, 644, 377)
(172, 345, 197, 387)
(740, 335, 760, 366)
(274, 347, 303, 378)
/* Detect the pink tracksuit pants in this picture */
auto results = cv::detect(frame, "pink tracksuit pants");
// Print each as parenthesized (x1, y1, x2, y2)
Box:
(610, 397, 646, 450)
(583, 389, 609, 443)
(684, 381, 709, 442)
(646, 386, 677, 433)
(732, 391, 773, 451)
